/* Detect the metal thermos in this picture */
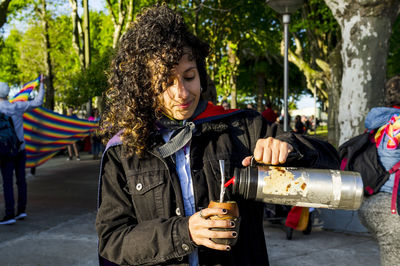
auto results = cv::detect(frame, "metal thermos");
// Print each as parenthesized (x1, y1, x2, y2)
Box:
(232, 166, 364, 210)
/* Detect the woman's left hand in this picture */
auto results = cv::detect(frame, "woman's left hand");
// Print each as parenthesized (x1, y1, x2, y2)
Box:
(242, 137, 293, 166)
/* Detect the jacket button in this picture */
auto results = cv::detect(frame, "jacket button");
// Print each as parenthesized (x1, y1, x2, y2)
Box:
(182, 243, 189, 251)
(136, 183, 143, 191)
(175, 208, 181, 216)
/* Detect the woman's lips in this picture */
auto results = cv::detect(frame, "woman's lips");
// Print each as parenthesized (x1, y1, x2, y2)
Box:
(177, 101, 192, 109)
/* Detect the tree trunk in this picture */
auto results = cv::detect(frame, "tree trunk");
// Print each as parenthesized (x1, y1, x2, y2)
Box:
(40, 0, 54, 110)
(83, 0, 90, 69)
(227, 41, 238, 108)
(325, 0, 400, 144)
(68, 0, 84, 67)
(327, 43, 342, 147)
(203, 75, 217, 104)
(285, 37, 329, 104)
(0, 0, 11, 29)
(256, 73, 265, 113)
(112, 0, 124, 49)
(124, 0, 134, 32)
(284, 36, 342, 145)
(230, 76, 237, 109)
(83, 0, 91, 115)
(107, 0, 135, 49)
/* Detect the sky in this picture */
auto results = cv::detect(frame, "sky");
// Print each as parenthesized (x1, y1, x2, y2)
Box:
(57, 0, 106, 16)
(296, 94, 320, 110)
(90, 0, 105, 11)
(1, 0, 107, 38)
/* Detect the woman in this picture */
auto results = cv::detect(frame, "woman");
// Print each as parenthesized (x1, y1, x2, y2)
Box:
(89, 108, 102, 160)
(96, 5, 339, 265)
(66, 106, 80, 161)
(0, 76, 45, 224)
(358, 74, 400, 266)
(294, 115, 305, 134)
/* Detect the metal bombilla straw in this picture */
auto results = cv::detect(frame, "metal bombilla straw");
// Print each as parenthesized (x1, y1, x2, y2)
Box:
(219, 160, 225, 203)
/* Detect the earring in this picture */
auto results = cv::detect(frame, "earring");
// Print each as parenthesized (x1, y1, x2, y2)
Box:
(200, 87, 203, 93)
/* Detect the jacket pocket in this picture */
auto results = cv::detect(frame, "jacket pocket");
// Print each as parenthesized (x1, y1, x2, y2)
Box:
(126, 169, 167, 220)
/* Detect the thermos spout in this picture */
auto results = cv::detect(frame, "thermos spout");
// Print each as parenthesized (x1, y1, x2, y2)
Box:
(232, 166, 364, 210)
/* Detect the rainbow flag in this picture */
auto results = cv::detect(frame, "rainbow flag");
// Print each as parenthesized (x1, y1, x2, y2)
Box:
(23, 107, 99, 167)
(9, 77, 98, 167)
(374, 114, 400, 150)
(10, 76, 41, 103)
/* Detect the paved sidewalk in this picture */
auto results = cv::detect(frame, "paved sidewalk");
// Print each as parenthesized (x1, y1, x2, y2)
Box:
(0, 153, 380, 265)
(264, 223, 379, 266)
(0, 153, 99, 265)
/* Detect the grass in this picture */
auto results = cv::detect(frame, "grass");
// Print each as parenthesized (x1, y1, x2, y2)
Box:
(316, 125, 328, 136)
(306, 125, 328, 141)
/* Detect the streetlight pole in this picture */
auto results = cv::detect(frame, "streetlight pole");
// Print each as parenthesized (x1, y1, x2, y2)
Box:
(266, 0, 304, 132)
(283, 13, 290, 132)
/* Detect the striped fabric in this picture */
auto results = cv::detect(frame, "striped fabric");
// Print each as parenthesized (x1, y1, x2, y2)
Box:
(375, 114, 400, 150)
(23, 107, 99, 167)
(10, 76, 41, 103)
(8, 77, 98, 167)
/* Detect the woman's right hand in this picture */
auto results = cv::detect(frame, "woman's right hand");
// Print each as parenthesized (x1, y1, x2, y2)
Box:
(188, 207, 237, 251)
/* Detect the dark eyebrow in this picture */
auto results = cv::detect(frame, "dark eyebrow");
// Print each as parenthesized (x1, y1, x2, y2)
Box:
(184, 66, 197, 74)
(183, 52, 195, 61)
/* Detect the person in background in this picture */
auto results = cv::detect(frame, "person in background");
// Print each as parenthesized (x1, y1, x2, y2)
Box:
(358, 74, 400, 266)
(88, 108, 102, 160)
(221, 100, 230, 110)
(309, 115, 319, 132)
(95, 5, 339, 265)
(304, 115, 312, 134)
(246, 103, 255, 110)
(26, 167, 36, 179)
(277, 112, 291, 128)
(66, 106, 80, 161)
(0, 76, 45, 225)
(315, 116, 320, 129)
(294, 115, 305, 134)
(262, 101, 278, 123)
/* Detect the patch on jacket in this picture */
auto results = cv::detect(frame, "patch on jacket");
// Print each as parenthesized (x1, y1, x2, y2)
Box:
(201, 122, 229, 134)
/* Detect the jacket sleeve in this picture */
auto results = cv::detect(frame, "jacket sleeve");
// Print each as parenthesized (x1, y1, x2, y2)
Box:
(13, 81, 45, 113)
(96, 146, 195, 265)
(244, 111, 340, 169)
(275, 130, 340, 169)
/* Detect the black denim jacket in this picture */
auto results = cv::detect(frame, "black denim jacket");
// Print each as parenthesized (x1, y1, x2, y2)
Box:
(96, 110, 339, 265)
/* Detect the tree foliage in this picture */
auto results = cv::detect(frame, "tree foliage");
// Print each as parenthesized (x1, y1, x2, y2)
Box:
(0, 0, 399, 126)
(288, 0, 340, 107)
(0, 29, 22, 84)
(0, 0, 12, 29)
(172, 0, 306, 110)
(387, 15, 400, 78)
(61, 11, 113, 108)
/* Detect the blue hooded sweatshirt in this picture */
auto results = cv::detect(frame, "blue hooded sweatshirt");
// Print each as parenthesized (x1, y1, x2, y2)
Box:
(365, 107, 400, 193)
(0, 82, 44, 151)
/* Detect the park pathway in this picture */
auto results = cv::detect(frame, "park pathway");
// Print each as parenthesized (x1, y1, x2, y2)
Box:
(0, 153, 379, 266)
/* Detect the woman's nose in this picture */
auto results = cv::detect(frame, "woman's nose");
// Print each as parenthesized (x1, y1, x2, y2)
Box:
(175, 78, 189, 99)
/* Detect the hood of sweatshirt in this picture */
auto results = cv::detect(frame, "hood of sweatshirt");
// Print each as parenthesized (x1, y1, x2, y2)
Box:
(365, 107, 400, 130)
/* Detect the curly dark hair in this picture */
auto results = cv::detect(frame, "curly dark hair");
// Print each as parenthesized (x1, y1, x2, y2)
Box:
(385, 74, 400, 107)
(100, 4, 209, 157)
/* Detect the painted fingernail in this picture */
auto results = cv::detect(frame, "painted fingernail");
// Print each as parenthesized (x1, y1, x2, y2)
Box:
(230, 221, 235, 227)
(226, 246, 231, 251)
(222, 209, 227, 214)
(232, 232, 237, 237)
